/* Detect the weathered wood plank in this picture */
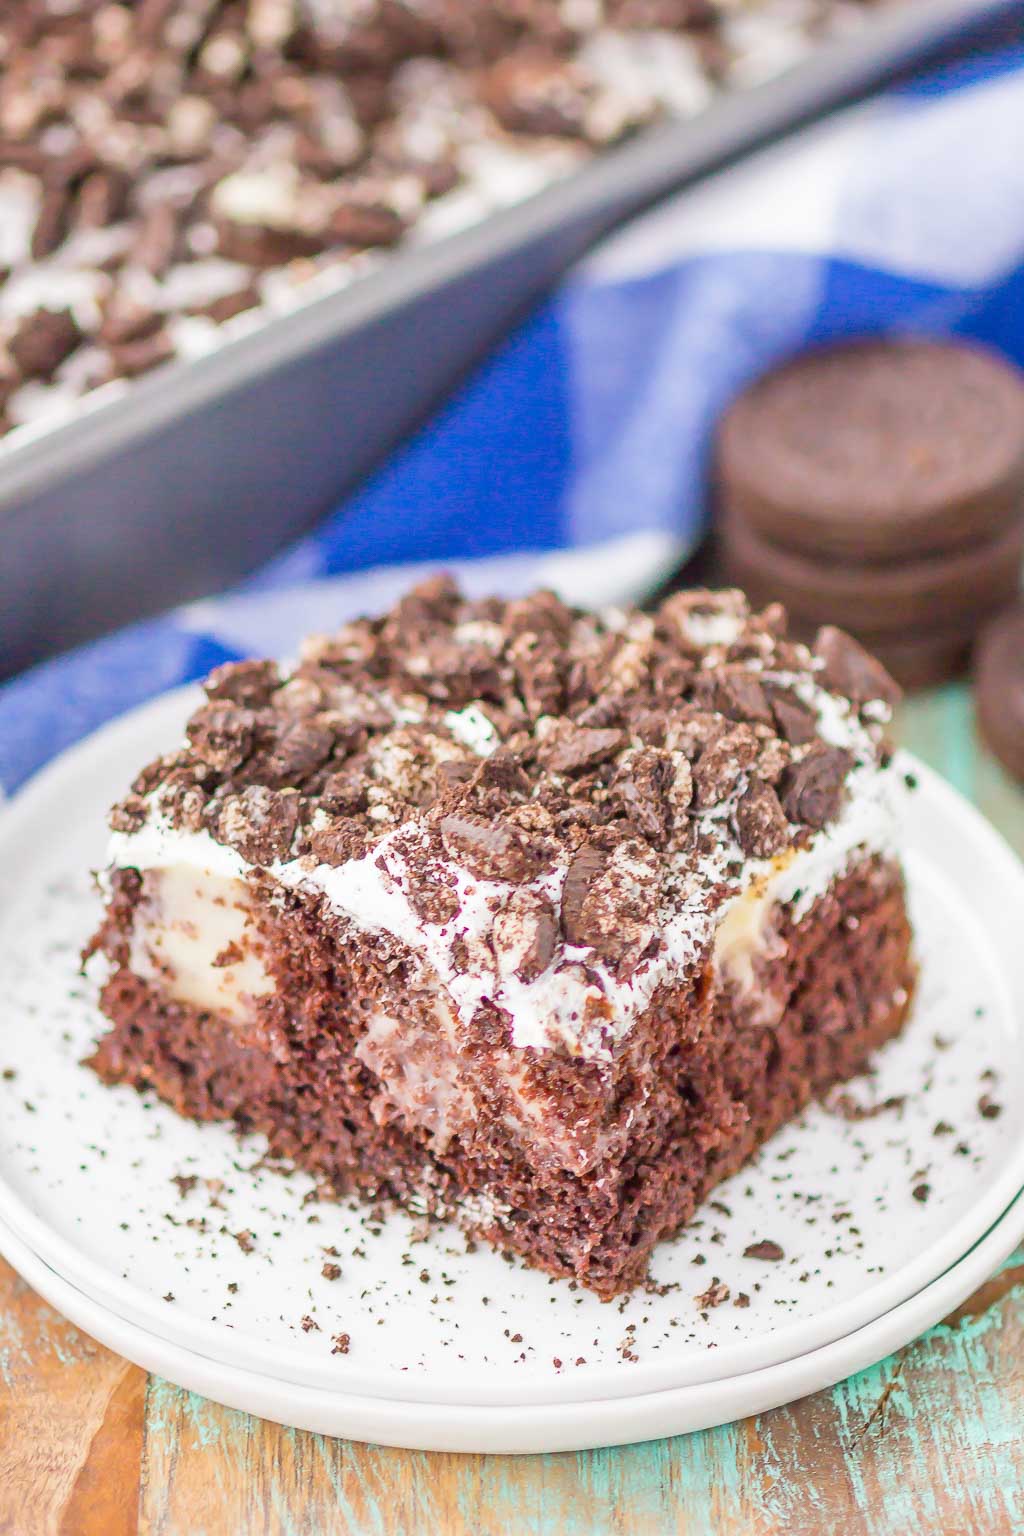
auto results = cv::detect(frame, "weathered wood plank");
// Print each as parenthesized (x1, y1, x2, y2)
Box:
(126, 1251, 1024, 1535)
(0, 1259, 145, 1536)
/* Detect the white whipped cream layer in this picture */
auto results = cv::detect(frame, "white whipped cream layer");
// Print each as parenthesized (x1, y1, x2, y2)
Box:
(107, 679, 900, 1061)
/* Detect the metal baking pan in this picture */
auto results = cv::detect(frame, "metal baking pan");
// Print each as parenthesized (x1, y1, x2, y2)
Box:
(1, 0, 1017, 679)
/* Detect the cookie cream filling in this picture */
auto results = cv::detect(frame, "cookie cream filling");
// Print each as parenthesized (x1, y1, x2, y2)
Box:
(127, 865, 275, 1025)
(107, 679, 899, 1062)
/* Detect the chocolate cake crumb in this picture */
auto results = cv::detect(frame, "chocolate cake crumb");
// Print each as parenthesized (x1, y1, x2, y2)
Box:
(829, 1091, 906, 1122)
(212, 943, 244, 969)
(743, 1240, 785, 1262)
(322, 1262, 342, 1281)
(695, 1279, 730, 1309)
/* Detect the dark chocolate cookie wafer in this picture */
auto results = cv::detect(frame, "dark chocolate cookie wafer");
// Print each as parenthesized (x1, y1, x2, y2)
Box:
(975, 605, 1024, 781)
(721, 500, 1024, 635)
(717, 339, 1024, 559)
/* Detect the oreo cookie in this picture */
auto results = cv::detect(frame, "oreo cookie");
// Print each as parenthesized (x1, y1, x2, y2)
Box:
(716, 338, 1024, 560)
(721, 499, 1024, 636)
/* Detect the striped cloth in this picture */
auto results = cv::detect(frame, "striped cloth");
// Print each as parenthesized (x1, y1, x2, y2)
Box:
(3, 40, 1024, 796)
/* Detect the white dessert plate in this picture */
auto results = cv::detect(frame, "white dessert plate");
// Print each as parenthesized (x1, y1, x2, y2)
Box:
(0, 689, 1022, 1410)
(1, 1191, 1022, 1454)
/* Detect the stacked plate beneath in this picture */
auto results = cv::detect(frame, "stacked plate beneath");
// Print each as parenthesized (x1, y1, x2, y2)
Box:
(0, 692, 1022, 1453)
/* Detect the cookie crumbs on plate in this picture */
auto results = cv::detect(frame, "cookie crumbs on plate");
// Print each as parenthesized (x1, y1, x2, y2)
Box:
(695, 1280, 730, 1309)
(744, 1240, 786, 1262)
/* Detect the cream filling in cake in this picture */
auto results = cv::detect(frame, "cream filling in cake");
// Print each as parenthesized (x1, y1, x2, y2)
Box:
(127, 867, 274, 1026)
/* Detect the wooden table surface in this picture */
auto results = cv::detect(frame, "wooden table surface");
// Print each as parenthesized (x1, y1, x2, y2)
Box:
(1, 683, 1022, 1536)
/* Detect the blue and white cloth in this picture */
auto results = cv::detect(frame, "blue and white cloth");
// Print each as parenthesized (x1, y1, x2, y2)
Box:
(3, 41, 1024, 796)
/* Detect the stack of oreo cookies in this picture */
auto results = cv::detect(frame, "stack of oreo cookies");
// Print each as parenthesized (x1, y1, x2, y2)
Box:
(715, 338, 1024, 690)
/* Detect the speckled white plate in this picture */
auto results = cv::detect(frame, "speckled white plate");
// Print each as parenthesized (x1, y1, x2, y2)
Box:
(0, 689, 1022, 1409)
(2, 1192, 1022, 1453)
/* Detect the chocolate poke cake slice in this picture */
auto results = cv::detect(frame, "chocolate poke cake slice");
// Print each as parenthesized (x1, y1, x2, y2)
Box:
(86, 581, 915, 1298)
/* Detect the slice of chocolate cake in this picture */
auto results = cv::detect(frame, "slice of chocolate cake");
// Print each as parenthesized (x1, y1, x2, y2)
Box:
(85, 581, 914, 1297)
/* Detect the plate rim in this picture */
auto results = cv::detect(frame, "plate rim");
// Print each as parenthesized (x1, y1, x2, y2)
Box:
(1, 686, 1023, 1409)
(1, 1188, 1022, 1454)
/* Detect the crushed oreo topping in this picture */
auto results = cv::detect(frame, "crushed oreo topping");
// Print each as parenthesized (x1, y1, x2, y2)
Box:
(0, 4, 896, 443)
(217, 786, 301, 866)
(109, 584, 894, 1029)
(494, 889, 559, 984)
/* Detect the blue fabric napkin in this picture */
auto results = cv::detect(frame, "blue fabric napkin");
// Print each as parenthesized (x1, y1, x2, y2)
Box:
(3, 40, 1024, 796)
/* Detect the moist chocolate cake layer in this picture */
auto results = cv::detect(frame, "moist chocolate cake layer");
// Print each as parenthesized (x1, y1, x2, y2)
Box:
(88, 855, 913, 1296)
